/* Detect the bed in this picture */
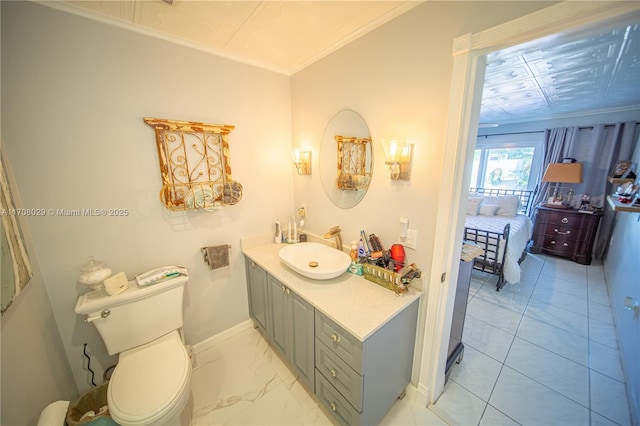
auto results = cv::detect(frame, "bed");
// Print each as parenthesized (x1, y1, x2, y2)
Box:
(463, 188, 536, 291)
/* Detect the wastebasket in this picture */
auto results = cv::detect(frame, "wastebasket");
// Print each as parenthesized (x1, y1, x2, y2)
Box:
(65, 383, 119, 426)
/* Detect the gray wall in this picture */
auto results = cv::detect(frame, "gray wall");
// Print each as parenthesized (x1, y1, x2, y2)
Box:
(1, 1, 292, 393)
(604, 134, 640, 425)
(1, 151, 77, 426)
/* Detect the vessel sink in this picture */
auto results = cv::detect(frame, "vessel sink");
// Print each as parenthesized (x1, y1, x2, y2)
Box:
(279, 242, 351, 280)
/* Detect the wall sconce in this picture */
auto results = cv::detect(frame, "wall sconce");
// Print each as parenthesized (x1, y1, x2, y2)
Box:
(293, 149, 312, 175)
(381, 137, 412, 180)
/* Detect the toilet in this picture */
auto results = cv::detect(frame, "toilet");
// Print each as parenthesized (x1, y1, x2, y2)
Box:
(75, 274, 192, 426)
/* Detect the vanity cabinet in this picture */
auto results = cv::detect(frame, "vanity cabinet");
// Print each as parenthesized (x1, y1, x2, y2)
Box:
(315, 303, 419, 425)
(245, 259, 269, 333)
(246, 259, 314, 390)
(266, 275, 315, 389)
(244, 254, 420, 426)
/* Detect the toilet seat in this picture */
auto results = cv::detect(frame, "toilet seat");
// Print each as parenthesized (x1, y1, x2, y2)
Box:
(108, 330, 191, 426)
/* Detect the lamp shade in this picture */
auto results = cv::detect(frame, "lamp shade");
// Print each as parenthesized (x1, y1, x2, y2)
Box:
(542, 162, 583, 184)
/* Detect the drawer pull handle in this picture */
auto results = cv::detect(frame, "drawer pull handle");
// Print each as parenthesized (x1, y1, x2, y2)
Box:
(554, 228, 571, 235)
(330, 368, 337, 378)
(330, 402, 337, 412)
(561, 218, 569, 224)
(330, 334, 341, 343)
(286, 288, 290, 295)
(550, 241, 556, 245)
(282, 285, 286, 292)
(563, 242, 569, 247)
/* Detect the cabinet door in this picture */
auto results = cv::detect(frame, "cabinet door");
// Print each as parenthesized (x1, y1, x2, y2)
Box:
(290, 292, 315, 389)
(245, 259, 269, 333)
(267, 275, 289, 358)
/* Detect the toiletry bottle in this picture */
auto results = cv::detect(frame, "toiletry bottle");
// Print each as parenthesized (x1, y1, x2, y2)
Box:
(274, 220, 282, 244)
(357, 237, 365, 258)
(350, 241, 358, 262)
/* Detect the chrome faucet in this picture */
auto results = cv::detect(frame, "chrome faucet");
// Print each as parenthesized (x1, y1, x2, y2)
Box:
(324, 226, 343, 252)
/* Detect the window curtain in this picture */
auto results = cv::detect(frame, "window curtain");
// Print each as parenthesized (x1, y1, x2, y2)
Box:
(533, 121, 639, 259)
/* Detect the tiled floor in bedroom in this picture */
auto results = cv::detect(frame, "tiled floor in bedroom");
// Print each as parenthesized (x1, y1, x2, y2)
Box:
(189, 253, 631, 425)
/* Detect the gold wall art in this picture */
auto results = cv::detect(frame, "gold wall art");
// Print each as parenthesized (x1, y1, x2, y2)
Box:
(144, 117, 243, 211)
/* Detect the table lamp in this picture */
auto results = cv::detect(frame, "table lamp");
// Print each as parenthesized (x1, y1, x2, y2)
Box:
(542, 161, 583, 208)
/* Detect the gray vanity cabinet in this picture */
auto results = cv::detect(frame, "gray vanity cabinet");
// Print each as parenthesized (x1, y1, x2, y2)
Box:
(315, 300, 419, 426)
(244, 255, 420, 425)
(245, 259, 269, 334)
(267, 275, 315, 390)
(247, 259, 315, 390)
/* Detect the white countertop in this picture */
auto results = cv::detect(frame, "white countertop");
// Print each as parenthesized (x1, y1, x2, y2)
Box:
(242, 240, 422, 341)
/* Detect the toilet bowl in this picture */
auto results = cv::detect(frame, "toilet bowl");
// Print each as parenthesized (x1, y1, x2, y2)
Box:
(108, 331, 192, 426)
(75, 274, 192, 426)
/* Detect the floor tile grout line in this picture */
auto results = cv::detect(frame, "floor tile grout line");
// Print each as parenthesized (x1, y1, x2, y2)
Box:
(474, 255, 543, 425)
(472, 255, 619, 424)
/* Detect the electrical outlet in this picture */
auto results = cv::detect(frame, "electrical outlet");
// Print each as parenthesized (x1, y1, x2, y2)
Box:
(404, 229, 417, 250)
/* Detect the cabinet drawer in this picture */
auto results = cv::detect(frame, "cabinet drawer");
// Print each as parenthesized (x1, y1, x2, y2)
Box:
(315, 370, 361, 426)
(542, 235, 584, 256)
(316, 340, 363, 411)
(537, 210, 583, 227)
(539, 223, 578, 237)
(315, 311, 363, 373)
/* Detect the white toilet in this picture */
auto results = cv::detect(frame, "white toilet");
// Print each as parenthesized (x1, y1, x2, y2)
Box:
(75, 274, 192, 426)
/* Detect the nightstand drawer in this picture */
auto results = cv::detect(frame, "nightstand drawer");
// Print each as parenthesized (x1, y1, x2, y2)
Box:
(537, 210, 583, 227)
(542, 235, 582, 256)
(316, 339, 363, 411)
(540, 223, 578, 237)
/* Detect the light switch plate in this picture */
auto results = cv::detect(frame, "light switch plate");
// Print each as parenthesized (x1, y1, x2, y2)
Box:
(405, 229, 418, 250)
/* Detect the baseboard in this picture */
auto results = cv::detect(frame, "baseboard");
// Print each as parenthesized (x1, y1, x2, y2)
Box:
(412, 382, 430, 407)
(192, 319, 254, 354)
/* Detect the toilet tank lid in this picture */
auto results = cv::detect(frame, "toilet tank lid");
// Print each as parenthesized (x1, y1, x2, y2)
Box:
(75, 275, 188, 315)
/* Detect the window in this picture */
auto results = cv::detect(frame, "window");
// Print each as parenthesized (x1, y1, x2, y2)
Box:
(470, 132, 543, 191)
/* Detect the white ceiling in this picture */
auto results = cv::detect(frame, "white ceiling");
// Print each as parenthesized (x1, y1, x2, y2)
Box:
(51, 0, 421, 75)
(45, 1, 640, 124)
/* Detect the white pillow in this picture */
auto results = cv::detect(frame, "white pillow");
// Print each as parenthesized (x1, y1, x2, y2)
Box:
(466, 197, 483, 216)
(481, 195, 520, 217)
(479, 204, 500, 216)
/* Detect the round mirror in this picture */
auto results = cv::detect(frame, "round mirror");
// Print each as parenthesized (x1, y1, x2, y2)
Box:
(320, 110, 373, 208)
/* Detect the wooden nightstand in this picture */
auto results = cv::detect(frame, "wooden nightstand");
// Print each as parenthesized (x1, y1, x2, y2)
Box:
(529, 205, 603, 265)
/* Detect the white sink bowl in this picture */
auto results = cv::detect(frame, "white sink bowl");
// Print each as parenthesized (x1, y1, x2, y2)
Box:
(279, 242, 351, 280)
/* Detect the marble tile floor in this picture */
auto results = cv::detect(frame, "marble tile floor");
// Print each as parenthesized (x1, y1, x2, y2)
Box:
(189, 253, 631, 426)
(189, 323, 446, 425)
(434, 253, 632, 426)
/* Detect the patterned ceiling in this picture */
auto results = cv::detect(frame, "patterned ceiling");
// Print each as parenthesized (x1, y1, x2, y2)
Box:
(45, 2, 639, 124)
(481, 23, 640, 124)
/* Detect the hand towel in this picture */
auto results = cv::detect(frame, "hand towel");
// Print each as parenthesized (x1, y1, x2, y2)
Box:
(202, 244, 230, 270)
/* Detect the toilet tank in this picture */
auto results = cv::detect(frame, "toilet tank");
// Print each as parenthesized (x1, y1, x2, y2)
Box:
(75, 275, 188, 355)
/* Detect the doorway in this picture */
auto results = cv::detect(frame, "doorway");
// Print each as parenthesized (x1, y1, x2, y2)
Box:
(418, 0, 640, 408)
